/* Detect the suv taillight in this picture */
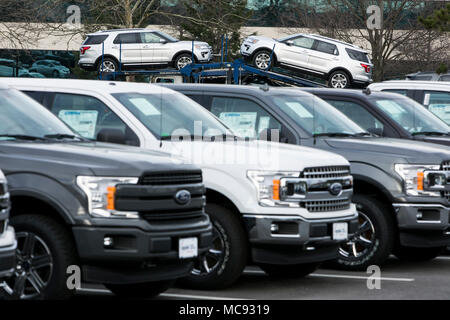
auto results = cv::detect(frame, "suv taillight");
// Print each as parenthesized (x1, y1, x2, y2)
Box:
(361, 63, 371, 73)
(80, 46, 91, 55)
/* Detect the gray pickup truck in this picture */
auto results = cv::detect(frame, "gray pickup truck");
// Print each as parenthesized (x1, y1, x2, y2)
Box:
(0, 84, 212, 299)
(0, 170, 16, 282)
(169, 84, 450, 270)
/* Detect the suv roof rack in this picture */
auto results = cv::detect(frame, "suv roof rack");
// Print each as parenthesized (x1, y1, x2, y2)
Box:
(100, 28, 147, 33)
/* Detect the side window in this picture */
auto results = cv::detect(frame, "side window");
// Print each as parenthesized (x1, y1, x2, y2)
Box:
(23, 91, 45, 104)
(424, 91, 450, 121)
(140, 32, 161, 44)
(326, 99, 385, 133)
(113, 33, 140, 44)
(292, 36, 315, 50)
(316, 41, 338, 55)
(49, 93, 139, 146)
(210, 97, 282, 139)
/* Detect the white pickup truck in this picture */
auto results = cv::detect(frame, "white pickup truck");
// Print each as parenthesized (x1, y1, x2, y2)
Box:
(7, 78, 359, 289)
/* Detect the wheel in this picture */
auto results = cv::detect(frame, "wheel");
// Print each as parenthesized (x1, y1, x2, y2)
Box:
(259, 262, 320, 278)
(97, 58, 118, 73)
(105, 280, 174, 299)
(0, 215, 77, 300)
(52, 70, 59, 78)
(330, 194, 395, 271)
(252, 50, 274, 70)
(174, 53, 194, 70)
(178, 203, 248, 290)
(394, 246, 445, 262)
(328, 70, 351, 89)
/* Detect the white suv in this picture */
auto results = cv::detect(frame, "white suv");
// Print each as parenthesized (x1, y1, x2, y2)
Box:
(78, 29, 213, 72)
(241, 34, 373, 89)
(8, 78, 358, 290)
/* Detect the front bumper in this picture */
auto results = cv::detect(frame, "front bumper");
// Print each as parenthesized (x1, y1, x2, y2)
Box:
(0, 227, 17, 279)
(243, 213, 359, 265)
(195, 49, 213, 62)
(393, 203, 450, 248)
(72, 217, 213, 284)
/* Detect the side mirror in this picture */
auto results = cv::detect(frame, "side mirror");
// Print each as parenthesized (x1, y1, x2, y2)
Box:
(286, 40, 294, 46)
(97, 128, 126, 145)
(367, 128, 383, 136)
(258, 128, 285, 142)
(159, 39, 167, 44)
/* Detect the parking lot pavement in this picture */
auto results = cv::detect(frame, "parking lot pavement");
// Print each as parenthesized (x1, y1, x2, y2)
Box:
(76, 256, 450, 300)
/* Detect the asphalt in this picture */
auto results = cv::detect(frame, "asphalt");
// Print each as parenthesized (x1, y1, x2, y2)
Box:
(76, 255, 450, 300)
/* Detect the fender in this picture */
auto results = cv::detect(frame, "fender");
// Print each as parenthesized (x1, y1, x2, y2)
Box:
(350, 161, 402, 202)
(6, 172, 88, 225)
(327, 67, 354, 81)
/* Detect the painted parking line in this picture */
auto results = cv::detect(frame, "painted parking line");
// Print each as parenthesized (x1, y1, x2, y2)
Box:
(243, 269, 415, 282)
(77, 287, 249, 300)
(436, 256, 450, 260)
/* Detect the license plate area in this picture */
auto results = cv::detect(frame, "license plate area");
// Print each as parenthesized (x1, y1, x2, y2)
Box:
(332, 223, 348, 241)
(178, 237, 198, 259)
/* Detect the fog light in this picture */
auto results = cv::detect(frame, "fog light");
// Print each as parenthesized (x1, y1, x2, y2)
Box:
(104, 236, 114, 248)
(270, 223, 279, 233)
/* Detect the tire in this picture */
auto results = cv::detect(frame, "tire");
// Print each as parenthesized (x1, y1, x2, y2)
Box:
(330, 194, 395, 271)
(105, 280, 174, 299)
(97, 57, 118, 73)
(328, 70, 351, 89)
(178, 203, 248, 290)
(252, 50, 274, 70)
(0, 215, 77, 300)
(259, 262, 320, 278)
(174, 53, 194, 70)
(394, 246, 445, 262)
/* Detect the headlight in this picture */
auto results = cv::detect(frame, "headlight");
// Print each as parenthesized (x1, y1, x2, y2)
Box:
(247, 38, 259, 44)
(394, 164, 441, 197)
(247, 170, 302, 207)
(77, 176, 139, 218)
(194, 44, 209, 50)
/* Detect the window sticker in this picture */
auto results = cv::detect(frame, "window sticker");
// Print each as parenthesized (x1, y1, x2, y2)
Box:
(58, 110, 98, 138)
(285, 102, 314, 118)
(219, 112, 257, 138)
(129, 98, 161, 116)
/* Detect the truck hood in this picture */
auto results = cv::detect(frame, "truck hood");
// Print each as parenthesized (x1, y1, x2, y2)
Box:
(178, 41, 210, 47)
(166, 139, 350, 171)
(247, 36, 277, 44)
(324, 137, 450, 164)
(0, 141, 191, 177)
(419, 136, 450, 147)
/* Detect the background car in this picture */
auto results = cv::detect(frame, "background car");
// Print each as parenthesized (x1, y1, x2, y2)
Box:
(406, 71, 450, 82)
(29, 60, 70, 78)
(78, 29, 213, 72)
(240, 33, 373, 89)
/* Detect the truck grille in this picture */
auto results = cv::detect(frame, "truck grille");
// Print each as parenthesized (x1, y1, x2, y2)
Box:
(140, 171, 202, 186)
(441, 162, 450, 201)
(302, 199, 351, 212)
(303, 166, 350, 179)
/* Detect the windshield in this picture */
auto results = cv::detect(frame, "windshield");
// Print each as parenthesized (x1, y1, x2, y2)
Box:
(0, 88, 77, 140)
(112, 92, 233, 140)
(369, 96, 450, 135)
(155, 31, 178, 42)
(270, 94, 366, 136)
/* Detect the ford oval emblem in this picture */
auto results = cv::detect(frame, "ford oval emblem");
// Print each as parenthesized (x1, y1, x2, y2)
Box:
(329, 183, 343, 196)
(175, 190, 191, 205)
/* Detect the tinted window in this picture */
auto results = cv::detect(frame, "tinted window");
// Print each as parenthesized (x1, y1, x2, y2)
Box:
(113, 33, 140, 44)
(23, 90, 45, 104)
(382, 89, 407, 96)
(346, 48, 369, 63)
(210, 97, 281, 139)
(292, 36, 315, 49)
(84, 35, 109, 45)
(316, 41, 338, 55)
(439, 75, 450, 81)
(412, 75, 432, 81)
(49, 93, 139, 145)
(326, 99, 384, 133)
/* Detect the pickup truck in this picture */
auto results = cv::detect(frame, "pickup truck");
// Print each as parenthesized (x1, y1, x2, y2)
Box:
(0, 170, 16, 282)
(8, 78, 359, 289)
(167, 84, 450, 270)
(0, 83, 212, 299)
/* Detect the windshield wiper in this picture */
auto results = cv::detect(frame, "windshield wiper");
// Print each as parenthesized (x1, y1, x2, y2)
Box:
(44, 134, 86, 141)
(0, 134, 46, 141)
(411, 131, 449, 137)
(354, 132, 373, 137)
(313, 132, 356, 138)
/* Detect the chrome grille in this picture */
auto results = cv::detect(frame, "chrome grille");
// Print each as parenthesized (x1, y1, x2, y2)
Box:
(303, 166, 350, 179)
(441, 162, 450, 201)
(302, 199, 351, 213)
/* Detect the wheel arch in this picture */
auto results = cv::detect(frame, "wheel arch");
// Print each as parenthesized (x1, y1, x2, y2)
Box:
(327, 67, 353, 82)
(251, 48, 278, 64)
(94, 55, 120, 69)
(172, 51, 198, 64)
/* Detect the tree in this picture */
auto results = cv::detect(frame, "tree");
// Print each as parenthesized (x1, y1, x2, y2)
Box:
(180, 0, 251, 59)
(420, 3, 450, 32)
